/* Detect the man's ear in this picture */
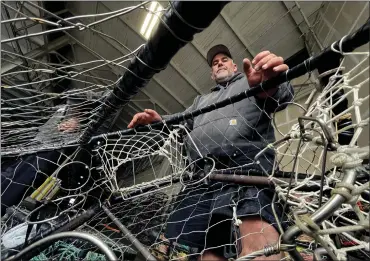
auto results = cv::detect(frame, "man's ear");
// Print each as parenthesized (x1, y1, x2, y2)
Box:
(210, 71, 215, 80)
(233, 63, 238, 72)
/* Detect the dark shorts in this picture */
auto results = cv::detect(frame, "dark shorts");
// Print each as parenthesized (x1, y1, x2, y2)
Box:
(165, 154, 288, 258)
(1, 151, 61, 216)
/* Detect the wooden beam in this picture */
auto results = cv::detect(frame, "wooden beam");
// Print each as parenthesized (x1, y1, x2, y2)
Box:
(282, 1, 320, 55)
(219, 11, 256, 58)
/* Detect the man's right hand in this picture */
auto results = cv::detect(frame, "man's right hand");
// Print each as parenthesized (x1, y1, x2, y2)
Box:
(127, 109, 162, 128)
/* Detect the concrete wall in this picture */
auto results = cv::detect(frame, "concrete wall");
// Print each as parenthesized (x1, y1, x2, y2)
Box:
(311, 1, 369, 148)
(273, 1, 369, 173)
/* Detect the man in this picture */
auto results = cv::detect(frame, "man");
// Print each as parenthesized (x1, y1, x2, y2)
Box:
(128, 45, 293, 260)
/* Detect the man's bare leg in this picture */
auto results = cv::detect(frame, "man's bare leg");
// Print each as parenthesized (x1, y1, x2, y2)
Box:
(197, 250, 226, 261)
(197, 217, 283, 261)
(238, 217, 284, 260)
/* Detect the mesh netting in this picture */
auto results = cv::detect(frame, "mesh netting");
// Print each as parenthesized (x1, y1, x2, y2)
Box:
(1, 1, 369, 261)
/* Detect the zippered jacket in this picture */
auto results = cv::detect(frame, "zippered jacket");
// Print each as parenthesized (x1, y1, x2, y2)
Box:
(164, 72, 294, 162)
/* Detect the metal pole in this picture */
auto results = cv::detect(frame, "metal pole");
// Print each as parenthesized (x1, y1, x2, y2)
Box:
(282, 168, 358, 250)
(209, 173, 275, 187)
(294, 1, 324, 50)
(4, 231, 117, 261)
(102, 205, 157, 261)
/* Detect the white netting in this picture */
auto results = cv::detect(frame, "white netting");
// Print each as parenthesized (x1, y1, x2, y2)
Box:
(270, 49, 369, 261)
(1, 1, 369, 261)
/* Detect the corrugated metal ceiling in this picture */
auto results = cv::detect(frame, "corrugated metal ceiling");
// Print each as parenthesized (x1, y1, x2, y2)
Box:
(62, 1, 327, 129)
(5, 1, 366, 131)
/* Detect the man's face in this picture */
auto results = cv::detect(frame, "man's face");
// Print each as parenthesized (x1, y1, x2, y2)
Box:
(211, 53, 237, 83)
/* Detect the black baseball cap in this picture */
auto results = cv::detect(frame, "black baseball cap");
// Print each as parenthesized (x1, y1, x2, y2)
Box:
(206, 44, 232, 67)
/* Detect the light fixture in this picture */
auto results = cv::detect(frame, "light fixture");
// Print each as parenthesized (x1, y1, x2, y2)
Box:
(140, 1, 163, 39)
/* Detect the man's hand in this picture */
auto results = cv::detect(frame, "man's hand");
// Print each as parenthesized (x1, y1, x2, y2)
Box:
(243, 51, 289, 99)
(58, 117, 80, 132)
(128, 109, 162, 129)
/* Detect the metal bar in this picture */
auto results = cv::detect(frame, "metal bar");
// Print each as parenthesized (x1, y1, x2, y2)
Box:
(282, 167, 358, 246)
(102, 205, 157, 261)
(298, 116, 337, 149)
(4, 231, 117, 261)
(209, 173, 275, 187)
(282, 2, 313, 54)
(1, 199, 100, 259)
(166, 1, 217, 69)
(219, 11, 255, 58)
(2, 3, 32, 83)
(1, 36, 70, 74)
(294, 1, 324, 50)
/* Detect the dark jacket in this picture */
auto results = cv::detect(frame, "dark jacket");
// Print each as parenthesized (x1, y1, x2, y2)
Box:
(165, 72, 294, 162)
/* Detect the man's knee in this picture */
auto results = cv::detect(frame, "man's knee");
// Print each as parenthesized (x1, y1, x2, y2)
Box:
(197, 250, 226, 261)
(238, 217, 282, 259)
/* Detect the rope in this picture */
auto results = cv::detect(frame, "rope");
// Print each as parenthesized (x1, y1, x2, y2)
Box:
(331, 181, 369, 205)
(84, 251, 106, 261)
(30, 253, 48, 261)
(352, 98, 364, 107)
(232, 206, 242, 226)
(352, 181, 370, 196)
(337, 112, 352, 121)
(358, 217, 370, 228)
(330, 152, 363, 169)
(29, 240, 107, 261)
(331, 182, 357, 204)
(293, 212, 320, 236)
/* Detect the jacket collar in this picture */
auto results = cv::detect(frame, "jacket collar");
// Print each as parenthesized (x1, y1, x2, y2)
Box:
(211, 72, 244, 92)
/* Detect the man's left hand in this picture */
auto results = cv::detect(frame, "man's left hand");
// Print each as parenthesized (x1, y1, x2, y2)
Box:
(243, 51, 289, 99)
(58, 117, 80, 132)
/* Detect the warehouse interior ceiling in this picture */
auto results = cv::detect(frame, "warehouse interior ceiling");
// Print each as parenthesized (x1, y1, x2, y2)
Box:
(1, 1, 369, 132)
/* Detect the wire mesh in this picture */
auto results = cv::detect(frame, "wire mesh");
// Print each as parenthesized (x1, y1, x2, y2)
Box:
(1, 1, 369, 261)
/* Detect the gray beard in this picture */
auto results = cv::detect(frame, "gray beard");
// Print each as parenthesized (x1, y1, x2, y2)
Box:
(215, 72, 235, 84)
